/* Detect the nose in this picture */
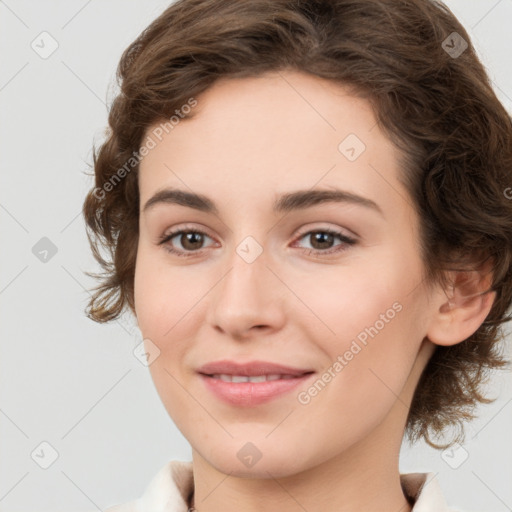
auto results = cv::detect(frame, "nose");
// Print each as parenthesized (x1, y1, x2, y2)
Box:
(207, 243, 287, 340)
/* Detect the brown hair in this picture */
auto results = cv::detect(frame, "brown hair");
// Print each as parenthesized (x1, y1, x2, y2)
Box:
(82, 0, 512, 448)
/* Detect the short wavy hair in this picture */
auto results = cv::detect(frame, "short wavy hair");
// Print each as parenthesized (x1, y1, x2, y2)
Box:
(83, 0, 512, 448)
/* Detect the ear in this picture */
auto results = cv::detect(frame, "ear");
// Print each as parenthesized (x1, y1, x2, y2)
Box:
(426, 258, 496, 347)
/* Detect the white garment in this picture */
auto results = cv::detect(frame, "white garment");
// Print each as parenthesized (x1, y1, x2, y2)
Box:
(104, 460, 460, 512)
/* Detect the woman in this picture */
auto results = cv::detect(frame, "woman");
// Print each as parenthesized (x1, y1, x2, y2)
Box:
(83, 0, 512, 510)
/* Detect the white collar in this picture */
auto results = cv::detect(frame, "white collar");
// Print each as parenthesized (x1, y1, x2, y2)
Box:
(112, 460, 454, 512)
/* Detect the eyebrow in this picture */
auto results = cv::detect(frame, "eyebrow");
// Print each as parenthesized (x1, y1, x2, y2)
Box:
(142, 187, 383, 216)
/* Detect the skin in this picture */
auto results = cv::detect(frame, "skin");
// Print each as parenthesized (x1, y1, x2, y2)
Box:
(133, 69, 495, 512)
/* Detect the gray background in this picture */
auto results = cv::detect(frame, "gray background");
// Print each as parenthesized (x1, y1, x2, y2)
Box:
(1, 1, 511, 510)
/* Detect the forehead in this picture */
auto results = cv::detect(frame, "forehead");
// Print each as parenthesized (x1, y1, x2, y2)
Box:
(138, 70, 409, 219)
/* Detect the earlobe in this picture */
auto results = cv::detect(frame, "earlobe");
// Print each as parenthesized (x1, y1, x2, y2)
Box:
(426, 264, 496, 347)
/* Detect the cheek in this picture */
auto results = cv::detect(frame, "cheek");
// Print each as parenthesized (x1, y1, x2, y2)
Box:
(293, 254, 425, 401)
(290, 258, 405, 346)
(134, 250, 205, 425)
(133, 247, 211, 403)
(134, 245, 200, 337)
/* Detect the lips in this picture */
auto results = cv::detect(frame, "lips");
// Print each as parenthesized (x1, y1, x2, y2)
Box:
(197, 360, 315, 407)
(197, 359, 314, 378)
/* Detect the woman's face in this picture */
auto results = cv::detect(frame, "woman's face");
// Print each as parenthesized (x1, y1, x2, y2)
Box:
(134, 70, 438, 477)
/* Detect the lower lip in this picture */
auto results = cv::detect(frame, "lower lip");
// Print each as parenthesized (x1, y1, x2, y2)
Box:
(199, 373, 314, 407)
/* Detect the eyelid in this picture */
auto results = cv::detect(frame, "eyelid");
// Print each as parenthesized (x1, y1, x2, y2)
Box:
(159, 222, 215, 241)
(293, 223, 357, 240)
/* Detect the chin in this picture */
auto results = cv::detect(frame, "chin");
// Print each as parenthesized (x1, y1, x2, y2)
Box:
(198, 440, 314, 479)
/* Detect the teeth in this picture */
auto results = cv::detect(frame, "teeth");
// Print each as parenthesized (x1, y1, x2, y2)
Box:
(231, 375, 251, 383)
(212, 374, 293, 382)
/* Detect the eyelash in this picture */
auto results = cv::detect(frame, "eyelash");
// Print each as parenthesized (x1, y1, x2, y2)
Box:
(158, 226, 357, 258)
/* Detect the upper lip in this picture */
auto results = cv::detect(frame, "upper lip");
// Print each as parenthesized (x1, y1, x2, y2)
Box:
(197, 360, 314, 377)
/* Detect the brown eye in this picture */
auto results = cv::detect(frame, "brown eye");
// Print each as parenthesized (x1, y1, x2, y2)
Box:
(293, 228, 357, 256)
(159, 229, 215, 257)
(178, 232, 205, 251)
(308, 231, 336, 250)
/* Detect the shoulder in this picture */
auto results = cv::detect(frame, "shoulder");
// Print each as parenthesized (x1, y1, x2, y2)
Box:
(402, 472, 464, 512)
(103, 460, 194, 512)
